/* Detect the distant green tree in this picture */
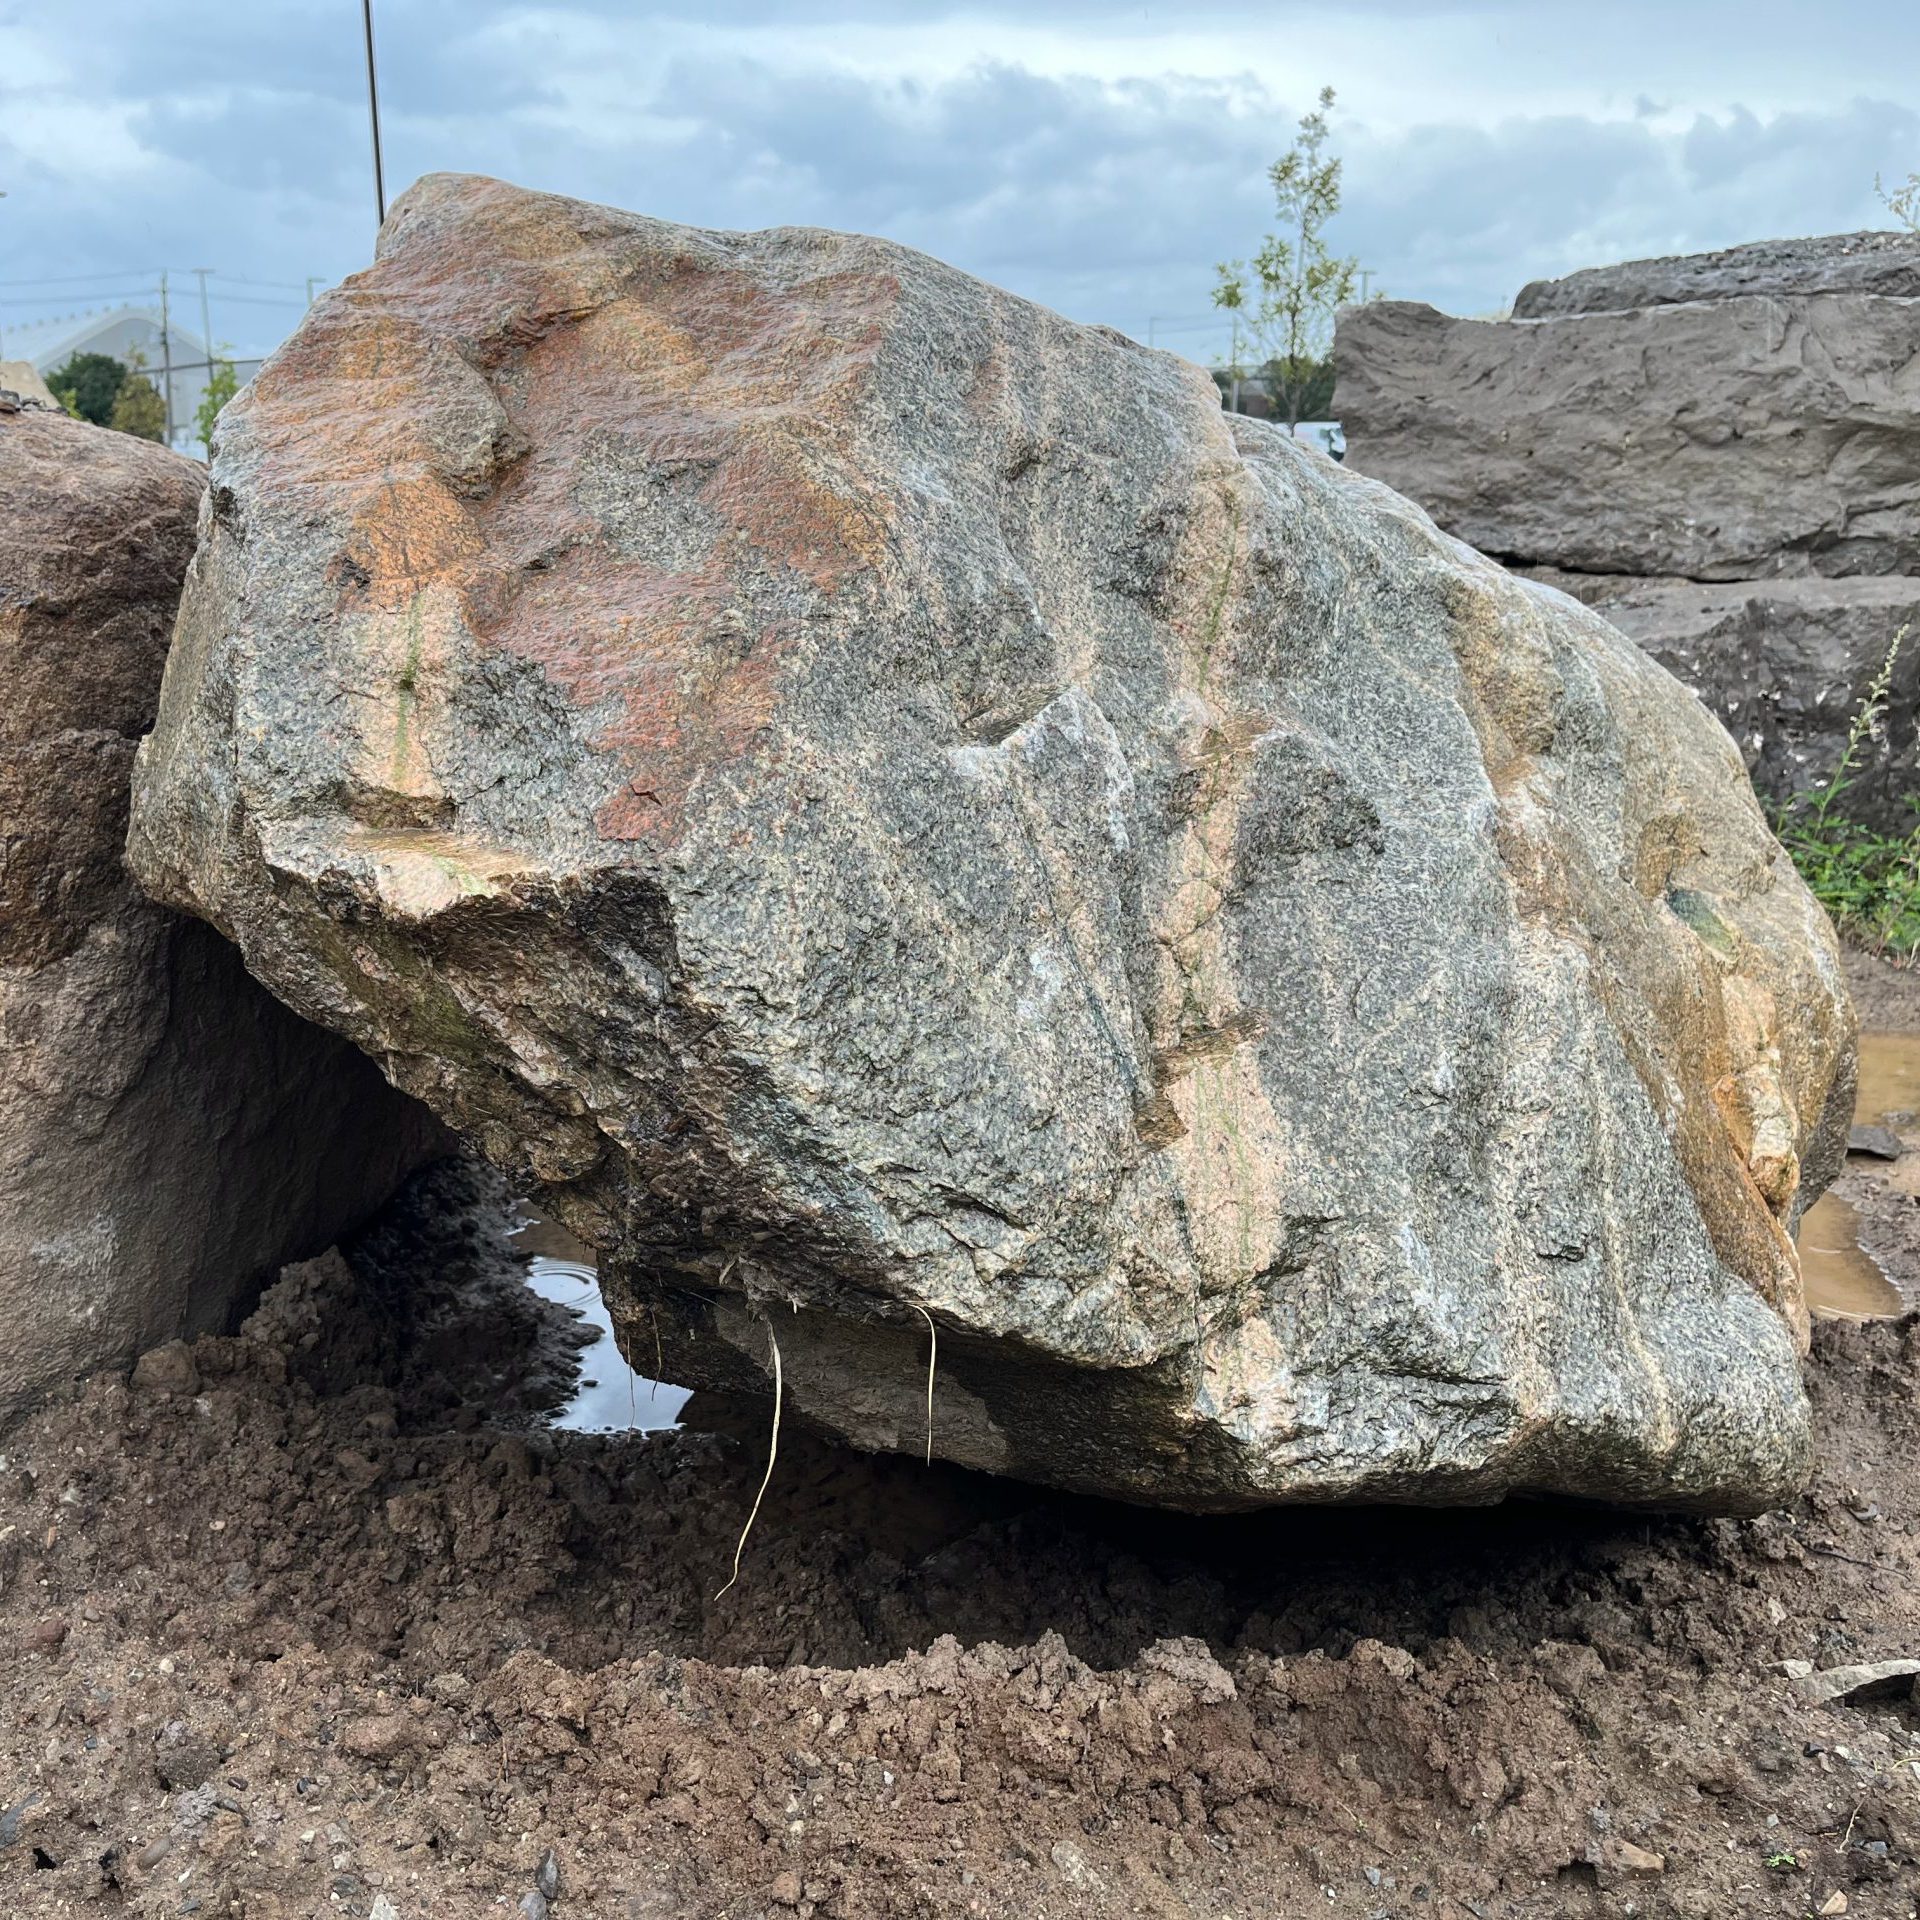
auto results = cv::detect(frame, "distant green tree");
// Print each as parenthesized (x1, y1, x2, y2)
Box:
(1213, 86, 1362, 433)
(193, 352, 240, 458)
(47, 350, 129, 427)
(109, 370, 167, 442)
(1880, 169, 1919, 231)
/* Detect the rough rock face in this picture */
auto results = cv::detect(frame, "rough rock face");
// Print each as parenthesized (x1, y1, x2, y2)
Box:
(130, 173, 1855, 1512)
(1514, 230, 1920, 318)
(1, 407, 445, 1427)
(1337, 241, 1920, 829)
(1530, 572, 1920, 825)
(1336, 294, 1920, 581)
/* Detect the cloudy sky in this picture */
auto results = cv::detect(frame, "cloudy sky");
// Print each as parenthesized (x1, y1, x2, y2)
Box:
(2, 0, 1916, 367)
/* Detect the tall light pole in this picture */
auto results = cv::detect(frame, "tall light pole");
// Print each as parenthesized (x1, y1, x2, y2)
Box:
(157, 271, 176, 447)
(362, 0, 387, 229)
(193, 266, 215, 365)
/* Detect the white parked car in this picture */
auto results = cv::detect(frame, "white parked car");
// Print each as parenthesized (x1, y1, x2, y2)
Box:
(1290, 420, 1346, 461)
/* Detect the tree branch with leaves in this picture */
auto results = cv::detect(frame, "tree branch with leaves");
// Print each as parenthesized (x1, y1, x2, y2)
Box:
(1879, 169, 1919, 232)
(194, 350, 241, 459)
(1213, 85, 1362, 434)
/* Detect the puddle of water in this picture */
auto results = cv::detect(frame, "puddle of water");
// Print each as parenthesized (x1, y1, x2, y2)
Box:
(1855, 1030, 1920, 1199)
(509, 1207, 689, 1433)
(1855, 1030, 1920, 1134)
(1798, 1191, 1905, 1320)
(1798, 1030, 1919, 1321)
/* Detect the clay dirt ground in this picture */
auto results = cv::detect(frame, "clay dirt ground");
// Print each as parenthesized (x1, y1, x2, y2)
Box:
(3, 964, 1920, 1920)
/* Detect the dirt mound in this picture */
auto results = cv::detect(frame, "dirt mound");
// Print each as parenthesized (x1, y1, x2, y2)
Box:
(1848, 951, 1920, 1037)
(5, 1161, 1920, 1918)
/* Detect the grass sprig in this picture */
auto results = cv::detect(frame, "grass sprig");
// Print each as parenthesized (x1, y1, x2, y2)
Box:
(1774, 624, 1920, 962)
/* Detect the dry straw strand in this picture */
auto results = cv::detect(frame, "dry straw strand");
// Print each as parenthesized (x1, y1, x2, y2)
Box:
(914, 1305, 937, 1465)
(714, 1319, 782, 1600)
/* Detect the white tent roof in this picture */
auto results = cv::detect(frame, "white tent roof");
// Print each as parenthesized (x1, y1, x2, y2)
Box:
(0, 305, 209, 372)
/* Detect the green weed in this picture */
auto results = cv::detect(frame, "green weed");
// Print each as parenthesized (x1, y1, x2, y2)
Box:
(1774, 625, 1920, 962)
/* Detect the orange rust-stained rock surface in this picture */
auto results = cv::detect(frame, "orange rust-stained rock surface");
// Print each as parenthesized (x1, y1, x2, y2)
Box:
(130, 174, 1855, 1512)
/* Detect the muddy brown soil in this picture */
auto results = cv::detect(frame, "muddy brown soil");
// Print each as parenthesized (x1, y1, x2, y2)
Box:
(6, 973, 1920, 1920)
(1845, 951, 1920, 1039)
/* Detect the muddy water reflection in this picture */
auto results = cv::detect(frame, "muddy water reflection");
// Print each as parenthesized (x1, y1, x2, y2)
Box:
(510, 1208, 689, 1432)
(1798, 1192, 1904, 1319)
(1855, 1029, 1920, 1133)
(1798, 1030, 1920, 1321)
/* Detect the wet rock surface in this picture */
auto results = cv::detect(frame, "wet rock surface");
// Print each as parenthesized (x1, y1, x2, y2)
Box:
(0, 408, 446, 1428)
(128, 172, 1855, 1513)
(4, 1137, 1920, 1918)
(1337, 238, 1920, 828)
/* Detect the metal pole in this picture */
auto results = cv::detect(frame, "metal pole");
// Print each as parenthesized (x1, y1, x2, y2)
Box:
(362, 0, 387, 229)
(306, 276, 320, 306)
(158, 272, 174, 447)
(193, 267, 214, 364)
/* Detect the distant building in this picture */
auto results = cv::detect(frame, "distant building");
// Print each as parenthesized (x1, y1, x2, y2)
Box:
(0, 305, 263, 454)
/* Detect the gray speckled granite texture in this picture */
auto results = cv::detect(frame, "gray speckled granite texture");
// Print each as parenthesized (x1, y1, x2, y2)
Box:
(129, 174, 1856, 1511)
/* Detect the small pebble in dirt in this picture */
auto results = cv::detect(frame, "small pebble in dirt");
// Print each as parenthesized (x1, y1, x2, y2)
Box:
(1610, 1840, 1666, 1876)
(770, 1871, 803, 1908)
(519, 1893, 549, 1920)
(370, 1899, 401, 1920)
(536, 1848, 561, 1898)
(130, 1342, 199, 1397)
(24, 1617, 67, 1654)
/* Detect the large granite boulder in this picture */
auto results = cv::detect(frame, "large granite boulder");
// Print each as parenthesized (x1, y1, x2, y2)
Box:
(130, 174, 1855, 1512)
(1, 401, 445, 1427)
